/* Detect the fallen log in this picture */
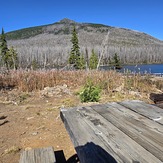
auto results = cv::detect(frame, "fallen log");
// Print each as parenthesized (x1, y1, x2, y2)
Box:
(150, 93, 163, 109)
(150, 93, 163, 104)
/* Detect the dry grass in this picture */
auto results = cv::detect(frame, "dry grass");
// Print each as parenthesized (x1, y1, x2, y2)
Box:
(0, 70, 121, 92)
(1, 146, 20, 156)
(123, 73, 155, 93)
(152, 79, 163, 91)
(0, 70, 161, 95)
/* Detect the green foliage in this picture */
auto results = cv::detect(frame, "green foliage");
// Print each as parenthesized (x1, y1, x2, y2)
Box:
(6, 46, 18, 69)
(71, 26, 80, 57)
(6, 26, 43, 40)
(0, 28, 9, 68)
(87, 23, 109, 28)
(77, 54, 86, 69)
(80, 79, 101, 102)
(0, 29, 18, 70)
(69, 53, 77, 64)
(69, 26, 81, 69)
(112, 53, 121, 69)
(89, 49, 98, 69)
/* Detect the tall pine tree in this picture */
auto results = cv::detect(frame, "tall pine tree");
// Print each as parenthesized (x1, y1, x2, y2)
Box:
(0, 28, 9, 69)
(68, 26, 81, 69)
(0, 28, 18, 70)
(7, 46, 18, 70)
(77, 54, 86, 69)
(113, 53, 121, 69)
(89, 49, 98, 69)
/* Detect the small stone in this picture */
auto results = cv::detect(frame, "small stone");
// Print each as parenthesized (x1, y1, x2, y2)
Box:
(21, 132, 26, 135)
(27, 117, 34, 120)
(32, 132, 38, 136)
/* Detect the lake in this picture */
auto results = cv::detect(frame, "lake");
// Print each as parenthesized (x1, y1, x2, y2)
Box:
(100, 64, 163, 74)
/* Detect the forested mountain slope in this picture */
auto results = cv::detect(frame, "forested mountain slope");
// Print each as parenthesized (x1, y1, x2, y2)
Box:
(7, 18, 163, 67)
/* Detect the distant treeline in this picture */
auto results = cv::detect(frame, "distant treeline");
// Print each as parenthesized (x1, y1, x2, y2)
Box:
(1, 18, 163, 69)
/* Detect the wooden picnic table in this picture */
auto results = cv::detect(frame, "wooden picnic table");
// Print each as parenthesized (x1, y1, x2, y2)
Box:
(61, 100, 163, 163)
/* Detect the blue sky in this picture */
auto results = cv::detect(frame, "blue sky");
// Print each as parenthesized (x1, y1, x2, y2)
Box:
(0, 0, 163, 40)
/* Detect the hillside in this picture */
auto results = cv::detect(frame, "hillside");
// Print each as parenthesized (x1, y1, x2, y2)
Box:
(6, 18, 163, 68)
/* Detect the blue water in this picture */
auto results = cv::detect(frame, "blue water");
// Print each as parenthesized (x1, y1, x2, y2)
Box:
(100, 64, 163, 74)
(122, 64, 163, 74)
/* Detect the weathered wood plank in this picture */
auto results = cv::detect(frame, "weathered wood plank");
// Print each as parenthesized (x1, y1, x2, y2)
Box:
(91, 103, 163, 161)
(119, 100, 163, 125)
(61, 107, 123, 163)
(156, 103, 163, 109)
(19, 147, 56, 163)
(61, 107, 162, 163)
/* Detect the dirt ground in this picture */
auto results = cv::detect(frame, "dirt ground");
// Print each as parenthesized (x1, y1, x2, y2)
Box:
(0, 88, 79, 163)
(0, 79, 161, 163)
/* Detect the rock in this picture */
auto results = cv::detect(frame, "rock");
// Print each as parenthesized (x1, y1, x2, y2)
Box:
(129, 91, 141, 97)
(21, 132, 26, 135)
(113, 83, 124, 92)
(40, 84, 71, 97)
(31, 132, 38, 136)
(27, 117, 34, 120)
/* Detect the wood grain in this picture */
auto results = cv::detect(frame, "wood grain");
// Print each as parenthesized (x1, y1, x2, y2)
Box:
(61, 102, 163, 163)
(19, 147, 56, 163)
(119, 100, 163, 125)
(91, 102, 163, 161)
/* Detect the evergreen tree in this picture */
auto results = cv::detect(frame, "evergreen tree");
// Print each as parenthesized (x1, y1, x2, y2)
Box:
(68, 26, 81, 69)
(7, 46, 18, 69)
(112, 53, 121, 69)
(89, 49, 98, 69)
(0, 28, 9, 69)
(77, 54, 86, 69)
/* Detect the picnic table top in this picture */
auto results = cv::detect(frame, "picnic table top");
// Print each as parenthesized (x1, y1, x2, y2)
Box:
(60, 100, 163, 163)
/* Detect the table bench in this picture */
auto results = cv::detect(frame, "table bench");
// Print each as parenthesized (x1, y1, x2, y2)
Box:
(61, 100, 163, 163)
(19, 147, 56, 163)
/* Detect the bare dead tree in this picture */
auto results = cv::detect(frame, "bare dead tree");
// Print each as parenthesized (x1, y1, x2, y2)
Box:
(7, 24, 163, 68)
(97, 31, 110, 70)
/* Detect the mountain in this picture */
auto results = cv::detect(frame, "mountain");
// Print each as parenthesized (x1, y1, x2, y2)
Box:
(6, 18, 163, 68)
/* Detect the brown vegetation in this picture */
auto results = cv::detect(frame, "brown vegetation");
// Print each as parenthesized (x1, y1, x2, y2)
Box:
(0, 70, 162, 163)
(0, 70, 162, 93)
(0, 70, 162, 96)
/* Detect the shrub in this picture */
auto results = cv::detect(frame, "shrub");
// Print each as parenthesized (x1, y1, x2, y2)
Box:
(80, 79, 101, 102)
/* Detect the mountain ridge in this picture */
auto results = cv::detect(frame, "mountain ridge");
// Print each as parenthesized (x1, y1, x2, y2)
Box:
(6, 18, 163, 67)
(6, 18, 162, 42)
